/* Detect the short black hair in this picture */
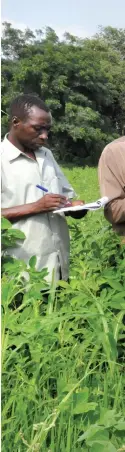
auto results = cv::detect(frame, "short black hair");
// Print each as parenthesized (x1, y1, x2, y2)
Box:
(9, 93, 50, 121)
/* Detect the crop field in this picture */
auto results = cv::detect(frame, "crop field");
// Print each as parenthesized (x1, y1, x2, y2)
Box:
(2, 166, 125, 452)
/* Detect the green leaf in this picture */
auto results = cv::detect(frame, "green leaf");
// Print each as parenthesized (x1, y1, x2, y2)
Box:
(109, 300, 125, 309)
(3, 258, 26, 269)
(1, 217, 12, 230)
(108, 333, 118, 360)
(73, 388, 89, 407)
(78, 425, 108, 443)
(73, 402, 97, 415)
(107, 280, 123, 291)
(7, 229, 25, 239)
(115, 421, 125, 430)
(91, 241, 101, 258)
(99, 409, 117, 428)
(113, 291, 125, 300)
(87, 429, 109, 446)
(29, 255, 37, 269)
(91, 443, 117, 452)
(57, 280, 69, 288)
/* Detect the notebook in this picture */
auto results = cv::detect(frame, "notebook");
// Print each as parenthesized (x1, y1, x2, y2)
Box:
(54, 196, 109, 213)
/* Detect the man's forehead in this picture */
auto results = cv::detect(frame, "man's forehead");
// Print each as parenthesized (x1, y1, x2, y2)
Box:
(27, 106, 52, 124)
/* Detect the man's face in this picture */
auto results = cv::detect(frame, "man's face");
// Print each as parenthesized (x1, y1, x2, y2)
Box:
(14, 106, 52, 150)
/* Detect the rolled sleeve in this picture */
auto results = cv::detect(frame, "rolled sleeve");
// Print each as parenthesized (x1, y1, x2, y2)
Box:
(98, 145, 125, 225)
(104, 198, 125, 224)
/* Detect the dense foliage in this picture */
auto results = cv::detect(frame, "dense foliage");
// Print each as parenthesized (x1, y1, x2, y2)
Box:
(1, 23, 125, 162)
(2, 167, 125, 451)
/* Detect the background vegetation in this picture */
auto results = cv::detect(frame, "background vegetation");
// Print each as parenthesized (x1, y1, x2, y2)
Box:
(1, 23, 125, 163)
(2, 167, 125, 451)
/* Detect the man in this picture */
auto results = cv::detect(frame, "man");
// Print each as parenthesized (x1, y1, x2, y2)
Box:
(98, 136, 125, 236)
(1, 94, 86, 283)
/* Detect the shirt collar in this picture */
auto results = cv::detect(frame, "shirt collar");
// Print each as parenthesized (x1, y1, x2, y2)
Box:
(2, 135, 23, 161)
(2, 135, 46, 161)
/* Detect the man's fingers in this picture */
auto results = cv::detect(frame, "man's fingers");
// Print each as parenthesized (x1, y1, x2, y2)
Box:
(50, 195, 66, 201)
(51, 198, 66, 206)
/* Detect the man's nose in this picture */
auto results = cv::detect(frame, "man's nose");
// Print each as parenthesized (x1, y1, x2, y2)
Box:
(39, 131, 48, 140)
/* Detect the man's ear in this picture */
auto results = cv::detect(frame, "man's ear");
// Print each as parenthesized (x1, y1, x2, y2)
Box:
(12, 116, 20, 127)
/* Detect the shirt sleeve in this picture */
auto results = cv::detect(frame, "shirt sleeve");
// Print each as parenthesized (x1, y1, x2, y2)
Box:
(98, 145, 125, 224)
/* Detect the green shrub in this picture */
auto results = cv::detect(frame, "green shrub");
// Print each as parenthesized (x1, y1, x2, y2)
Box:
(1, 167, 125, 451)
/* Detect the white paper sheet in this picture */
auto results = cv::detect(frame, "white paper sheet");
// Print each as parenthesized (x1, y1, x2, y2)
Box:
(54, 196, 109, 213)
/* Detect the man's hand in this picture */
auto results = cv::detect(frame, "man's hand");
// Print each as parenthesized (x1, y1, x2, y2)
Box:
(65, 199, 88, 219)
(1, 196, 86, 222)
(71, 200, 85, 207)
(34, 194, 67, 213)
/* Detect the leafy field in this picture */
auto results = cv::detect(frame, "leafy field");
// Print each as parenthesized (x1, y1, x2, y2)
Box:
(2, 166, 125, 452)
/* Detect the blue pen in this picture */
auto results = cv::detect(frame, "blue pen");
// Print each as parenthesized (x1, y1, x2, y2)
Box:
(36, 184, 48, 193)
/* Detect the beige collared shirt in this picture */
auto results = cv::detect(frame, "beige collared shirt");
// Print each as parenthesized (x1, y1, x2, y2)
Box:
(1, 137, 76, 282)
(98, 136, 125, 236)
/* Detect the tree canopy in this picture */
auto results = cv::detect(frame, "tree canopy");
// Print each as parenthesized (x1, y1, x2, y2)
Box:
(1, 23, 125, 163)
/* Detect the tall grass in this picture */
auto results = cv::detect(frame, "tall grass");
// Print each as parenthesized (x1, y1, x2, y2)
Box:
(2, 166, 125, 451)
